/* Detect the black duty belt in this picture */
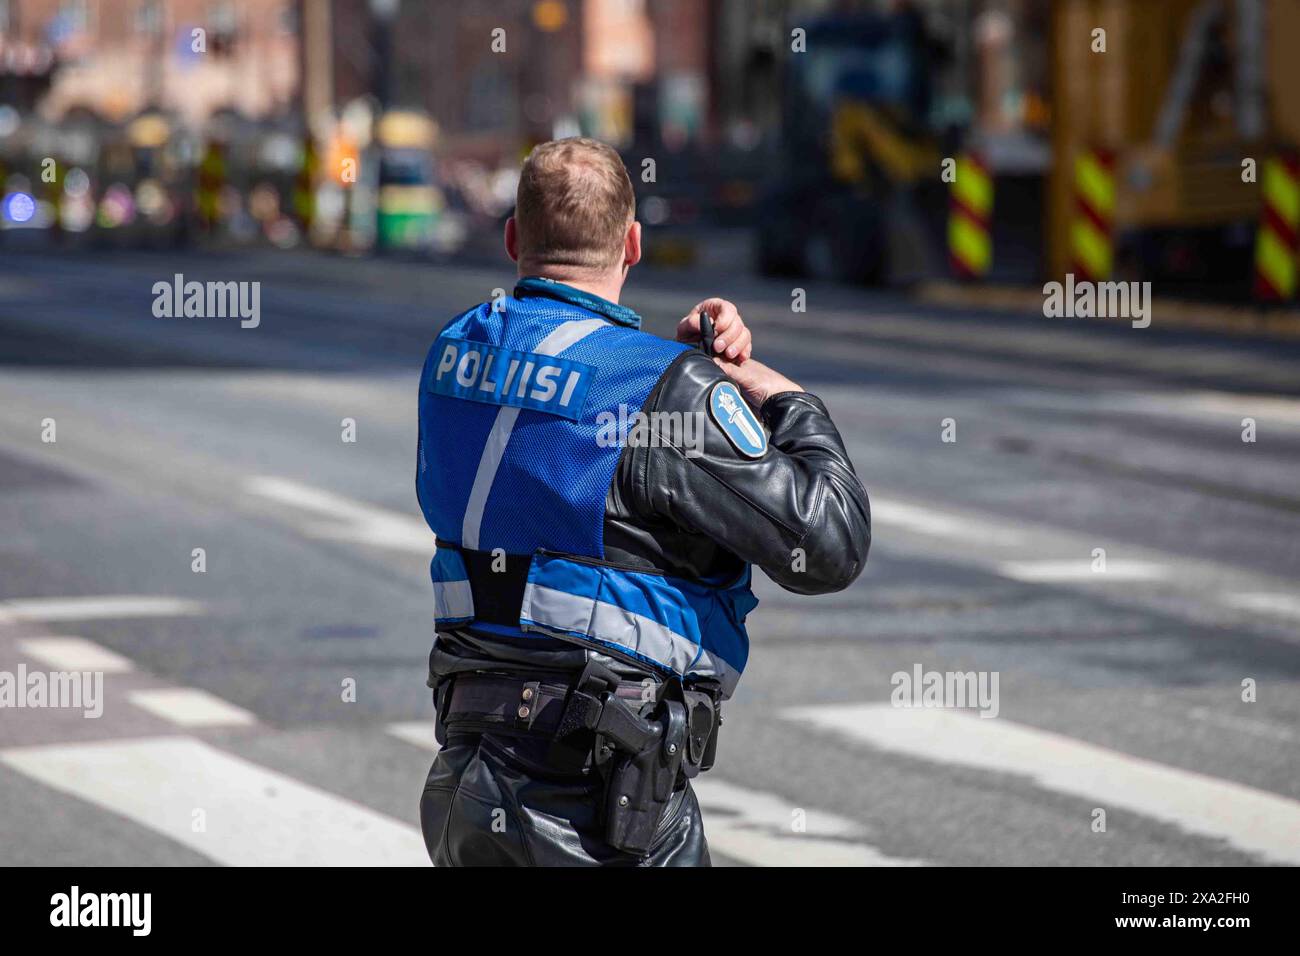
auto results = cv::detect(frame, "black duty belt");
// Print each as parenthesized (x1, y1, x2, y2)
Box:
(438, 662, 720, 779)
(441, 672, 654, 737)
(438, 659, 722, 856)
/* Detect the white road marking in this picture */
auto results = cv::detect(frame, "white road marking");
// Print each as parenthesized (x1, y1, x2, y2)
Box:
(691, 778, 925, 867)
(128, 688, 257, 728)
(387, 721, 917, 866)
(870, 497, 1024, 546)
(1187, 707, 1296, 743)
(996, 559, 1169, 582)
(868, 492, 1296, 629)
(386, 720, 440, 751)
(783, 703, 1300, 865)
(998, 389, 1300, 430)
(0, 736, 429, 866)
(0, 596, 204, 622)
(16, 637, 135, 673)
(1224, 592, 1300, 621)
(244, 475, 435, 553)
(1178, 391, 1300, 427)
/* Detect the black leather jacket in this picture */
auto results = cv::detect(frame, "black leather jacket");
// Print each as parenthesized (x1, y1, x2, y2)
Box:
(606, 349, 870, 591)
(430, 345, 871, 685)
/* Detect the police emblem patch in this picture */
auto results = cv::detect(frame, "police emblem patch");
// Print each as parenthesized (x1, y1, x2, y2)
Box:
(708, 381, 767, 458)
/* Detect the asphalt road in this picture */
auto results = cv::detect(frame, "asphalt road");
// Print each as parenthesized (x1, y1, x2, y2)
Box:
(1, 245, 1298, 866)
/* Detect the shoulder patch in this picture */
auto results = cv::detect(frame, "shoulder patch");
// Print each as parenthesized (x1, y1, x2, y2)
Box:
(708, 381, 768, 458)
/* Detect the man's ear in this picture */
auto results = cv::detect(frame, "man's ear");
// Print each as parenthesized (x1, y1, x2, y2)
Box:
(505, 216, 520, 263)
(624, 220, 642, 270)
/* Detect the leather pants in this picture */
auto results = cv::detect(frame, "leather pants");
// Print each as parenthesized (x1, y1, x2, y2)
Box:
(419, 732, 711, 867)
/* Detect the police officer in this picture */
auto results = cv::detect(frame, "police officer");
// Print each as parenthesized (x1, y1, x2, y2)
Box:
(416, 137, 870, 866)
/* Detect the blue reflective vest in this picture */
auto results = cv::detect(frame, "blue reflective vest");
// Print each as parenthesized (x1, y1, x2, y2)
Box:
(416, 279, 756, 697)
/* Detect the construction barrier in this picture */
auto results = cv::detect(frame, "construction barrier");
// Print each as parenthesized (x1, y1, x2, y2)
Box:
(1253, 149, 1300, 303)
(196, 140, 226, 230)
(948, 152, 993, 280)
(1070, 146, 1117, 283)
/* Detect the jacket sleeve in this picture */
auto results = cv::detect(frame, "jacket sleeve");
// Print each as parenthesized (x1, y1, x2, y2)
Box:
(626, 350, 871, 594)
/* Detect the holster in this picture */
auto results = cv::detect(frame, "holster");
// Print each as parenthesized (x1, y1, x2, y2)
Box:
(551, 661, 720, 856)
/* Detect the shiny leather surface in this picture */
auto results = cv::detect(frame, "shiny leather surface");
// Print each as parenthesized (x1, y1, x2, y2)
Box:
(420, 734, 710, 867)
(606, 349, 871, 594)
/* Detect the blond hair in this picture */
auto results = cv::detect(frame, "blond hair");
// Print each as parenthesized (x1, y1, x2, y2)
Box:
(514, 137, 635, 273)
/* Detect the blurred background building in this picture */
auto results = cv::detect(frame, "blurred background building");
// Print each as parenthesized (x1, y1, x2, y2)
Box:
(1, 0, 297, 123)
(1, 0, 1297, 304)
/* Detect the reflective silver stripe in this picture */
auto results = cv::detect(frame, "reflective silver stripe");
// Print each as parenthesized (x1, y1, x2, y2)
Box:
(520, 582, 741, 697)
(461, 317, 607, 550)
(460, 406, 520, 552)
(432, 579, 474, 621)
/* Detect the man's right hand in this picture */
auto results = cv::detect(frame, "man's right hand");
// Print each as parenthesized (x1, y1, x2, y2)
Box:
(676, 298, 753, 361)
(713, 356, 804, 410)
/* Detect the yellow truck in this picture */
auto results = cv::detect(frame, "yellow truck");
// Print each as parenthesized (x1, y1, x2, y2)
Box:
(1048, 0, 1300, 294)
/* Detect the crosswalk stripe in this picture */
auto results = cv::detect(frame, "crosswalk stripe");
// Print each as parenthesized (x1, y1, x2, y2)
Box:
(0, 596, 204, 622)
(17, 637, 134, 673)
(857, 492, 1300, 633)
(244, 476, 434, 553)
(996, 559, 1168, 582)
(386, 720, 440, 751)
(870, 497, 1024, 545)
(0, 736, 429, 866)
(783, 703, 1300, 865)
(691, 778, 925, 867)
(1187, 707, 1295, 742)
(1224, 592, 1300, 621)
(127, 689, 257, 728)
(386, 721, 916, 866)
